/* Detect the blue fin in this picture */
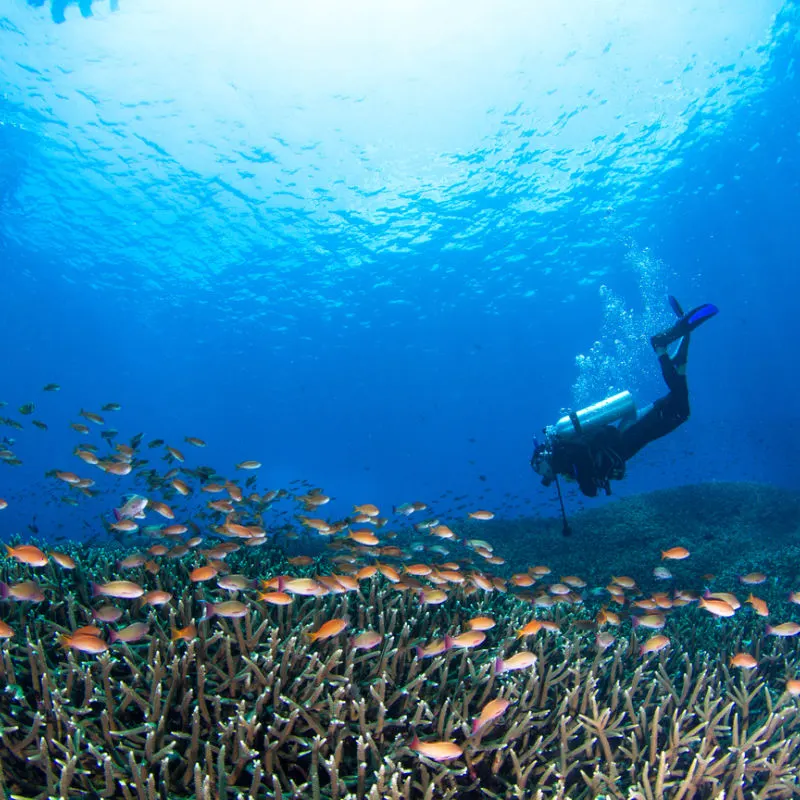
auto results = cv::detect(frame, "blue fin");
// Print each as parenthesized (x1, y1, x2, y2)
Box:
(686, 303, 719, 330)
(668, 295, 684, 317)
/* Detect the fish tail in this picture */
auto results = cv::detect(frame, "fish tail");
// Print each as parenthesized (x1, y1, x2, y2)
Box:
(90, 582, 102, 598)
(472, 719, 481, 734)
(113, 508, 122, 522)
(443, 635, 454, 651)
(766, 625, 774, 635)
(493, 657, 504, 675)
(170, 627, 182, 642)
(201, 602, 214, 621)
(57, 634, 70, 650)
(0, 582, 8, 600)
(109, 630, 119, 644)
(415, 645, 424, 658)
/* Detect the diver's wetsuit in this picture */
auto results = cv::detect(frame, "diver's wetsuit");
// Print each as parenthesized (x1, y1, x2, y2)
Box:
(549, 342, 690, 497)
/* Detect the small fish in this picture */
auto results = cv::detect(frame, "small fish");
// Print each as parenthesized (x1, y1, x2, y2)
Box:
(699, 598, 736, 618)
(31, 420, 48, 430)
(494, 652, 537, 674)
(102, 403, 121, 411)
(204, 600, 248, 619)
(141, 590, 172, 606)
(661, 547, 689, 560)
(766, 622, 800, 637)
(5, 544, 48, 567)
(236, 460, 261, 470)
(468, 510, 494, 520)
(516, 620, 543, 638)
(596, 632, 616, 650)
(0, 621, 14, 638)
(410, 736, 463, 761)
(18, 403, 34, 415)
(0, 580, 45, 602)
(730, 653, 757, 669)
(49, 551, 76, 569)
(91, 581, 144, 599)
(43, 384, 60, 392)
(786, 679, 800, 696)
(171, 624, 197, 642)
(308, 618, 348, 642)
(80, 409, 104, 425)
(114, 495, 149, 522)
(747, 594, 769, 617)
(92, 605, 124, 623)
(472, 698, 510, 733)
(349, 530, 379, 546)
(444, 631, 486, 650)
(351, 630, 382, 651)
(59, 633, 108, 653)
(632, 613, 666, 630)
(468, 616, 496, 631)
(190, 566, 218, 583)
(110, 622, 150, 643)
(149, 501, 175, 520)
(739, 572, 767, 585)
(653, 566, 673, 580)
(258, 591, 293, 606)
(185, 437, 206, 447)
(640, 635, 670, 656)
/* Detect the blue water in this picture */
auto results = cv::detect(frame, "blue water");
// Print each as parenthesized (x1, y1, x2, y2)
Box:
(1, 0, 798, 541)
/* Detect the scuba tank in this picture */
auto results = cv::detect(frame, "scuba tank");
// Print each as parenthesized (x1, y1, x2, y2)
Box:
(545, 391, 636, 442)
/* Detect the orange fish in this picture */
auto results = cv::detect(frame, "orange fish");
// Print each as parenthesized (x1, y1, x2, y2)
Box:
(786, 679, 800, 696)
(444, 631, 485, 650)
(308, 618, 348, 642)
(494, 652, 537, 674)
(416, 639, 447, 658)
(0, 621, 13, 638)
(632, 613, 666, 630)
(0, 499, 7, 511)
(516, 620, 543, 638)
(141, 590, 172, 606)
(171, 624, 197, 642)
(353, 503, 379, 517)
(472, 698, 510, 733)
(661, 547, 690, 560)
(468, 510, 494, 520)
(747, 594, 769, 617)
(699, 598, 736, 618)
(236, 460, 261, 470)
(189, 566, 218, 583)
(172, 479, 191, 496)
(150, 501, 175, 520)
(349, 530, 379, 546)
(730, 653, 757, 669)
(59, 633, 108, 653)
(204, 600, 248, 619)
(109, 623, 150, 643)
(739, 572, 767, 585)
(185, 437, 206, 447)
(167, 446, 185, 462)
(91, 580, 144, 599)
(0, 580, 45, 602)
(5, 544, 48, 567)
(468, 616, 496, 631)
(351, 631, 382, 651)
(258, 591, 293, 606)
(49, 551, 76, 569)
(766, 622, 800, 637)
(640, 635, 670, 656)
(410, 736, 463, 761)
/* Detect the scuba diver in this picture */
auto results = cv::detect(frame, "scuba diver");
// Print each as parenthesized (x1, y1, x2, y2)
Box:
(531, 296, 718, 534)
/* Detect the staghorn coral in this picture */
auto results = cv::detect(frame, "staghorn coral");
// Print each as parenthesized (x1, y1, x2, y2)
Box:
(2, 535, 800, 799)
